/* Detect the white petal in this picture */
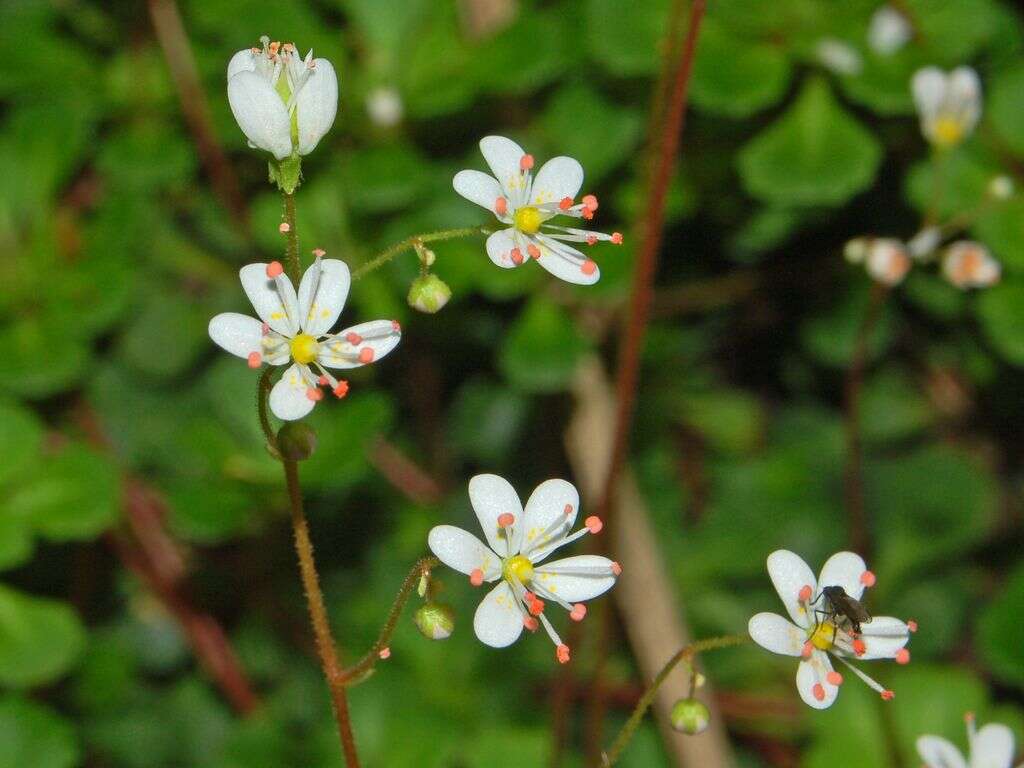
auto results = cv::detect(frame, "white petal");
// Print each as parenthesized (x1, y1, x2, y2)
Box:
(532, 234, 600, 285)
(239, 263, 300, 337)
(970, 724, 1015, 768)
(949, 66, 982, 129)
(473, 581, 524, 648)
(317, 319, 400, 370)
(298, 258, 349, 336)
(468, 474, 524, 556)
(480, 135, 527, 198)
(748, 612, 805, 657)
(530, 156, 584, 206)
(453, 169, 506, 215)
(208, 312, 263, 359)
(796, 652, 839, 709)
(269, 363, 316, 421)
(767, 550, 817, 628)
(227, 70, 293, 159)
(817, 551, 868, 602)
(521, 479, 579, 556)
(913, 67, 947, 120)
(856, 616, 910, 659)
(534, 555, 617, 601)
(296, 58, 338, 156)
(917, 736, 968, 768)
(227, 49, 256, 80)
(485, 228, 523, 269)
(427, 525, 501, 580)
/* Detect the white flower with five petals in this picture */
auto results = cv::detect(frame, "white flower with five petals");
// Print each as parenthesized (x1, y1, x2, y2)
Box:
(918, 713, 1021, 768)
(227, 37, 338, 159)
(943, 241, 1001, 289)
(912, 66, 982, 149)
(748, 549, 913, 709)
(453, 136, 623, 285)
(208, 256, 400, 421)
(428, 474, 620, 663)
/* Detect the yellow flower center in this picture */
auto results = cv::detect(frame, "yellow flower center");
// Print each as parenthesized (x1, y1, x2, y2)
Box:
(809, 621, 838, 651)
(932, 115, 965, 147)
(289, 333, 319, 364)
(502, 555, 534, 585)
(513, 206, 543, 234)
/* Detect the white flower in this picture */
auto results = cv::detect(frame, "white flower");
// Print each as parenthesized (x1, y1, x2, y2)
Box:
(866, 238, 912, 286)
(816, 39, 863, 75)
(227, 37, 338, 159)
(943, 241, 1001, 289)
(208, 256, 400, 421)
(868, 6, 912, 55)
(452, 136, 623, 286)
(365, 86, 404, 128)
(748, 549, 913, 709)
(427, 474, 620, 662)
(912, 66, 982, 149)
(918, 713, 1021, 768)
(907, 226, 942, 261)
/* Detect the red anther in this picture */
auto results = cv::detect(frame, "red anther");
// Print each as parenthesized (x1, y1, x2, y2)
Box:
(247, 352, 262, 369)
(523, 616, 538, 631)
(585, 516, 603, 534)
(520, 154, 534, 171)
(495, 197, 508, 216)
(510, 248, 524, 265)
(317, 375, 329, 386)
(860, 570, 877, 587)
(610, 561, 622, 576)
(497, 513, 515, 528)
(895, 649, 910, 665)
(358, 348, 375, 364)
(570, 604, 587, 622)
(306, 387, 323, 402)
(266, 261, 284, 278)
(391, 320, 401, 332)
(312, 248, 326, 258)
(581, 260, 597, 276)
(279, 222, 291, 233)
(881, 690, 895, 701)
(346, 332, 363, 345)
(378, 647, 391, 660)
(826, 671, 843, 686)
(582, 194, 598, 211)
(812, 683, 825, 701)
(527, 244, 541, 260)
(611, 232, 623, 244)
(564, 504, 573, 516)
(470, 569, 484, 587)
(529, 599, 545, 616)
(853, 639, 867, 656)
(582, 208, 594, 220)
(586, 235, 598, 246)
(798, 585, 813, 602)
(907, 620, 918, 633)
(559, 197, 573, 211)
(333, 381, 349, 398)
(801, 641, 813, 659)
(556, 644, 570, 664)
(523, 591, 535, 603)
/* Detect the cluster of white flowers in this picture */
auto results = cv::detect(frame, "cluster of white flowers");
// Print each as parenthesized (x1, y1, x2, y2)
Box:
(845, 235, 1000, 290)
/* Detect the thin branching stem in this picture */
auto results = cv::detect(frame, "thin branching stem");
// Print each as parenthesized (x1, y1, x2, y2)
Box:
(352, 227, 486, 280)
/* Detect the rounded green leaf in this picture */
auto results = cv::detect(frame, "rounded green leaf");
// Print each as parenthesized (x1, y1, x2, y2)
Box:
(499, 299, 591, 393)
(738, 78, 882, 206)
(0, 585, 85, 687)
(987, 64, 1024, 157)
(0, 696, 79, 768)
(0, 399, 43, 487)
(977, 563, 1024, 688)
(584, 0, 671, 76)
(978, 280, 1024, 366)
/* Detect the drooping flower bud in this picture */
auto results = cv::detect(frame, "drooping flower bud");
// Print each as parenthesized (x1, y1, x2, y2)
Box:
(407, 274, 452, 314)
(414, 602, 455, 640)
(276, 421, 317, 461)
(670, 698, 711, 735)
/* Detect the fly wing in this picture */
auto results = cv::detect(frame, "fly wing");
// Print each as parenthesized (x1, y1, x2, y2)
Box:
(841, 595, 872, 624)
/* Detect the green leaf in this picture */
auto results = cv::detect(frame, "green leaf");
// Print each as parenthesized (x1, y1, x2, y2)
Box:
(584, 0, 671, 76)
(117, 292, 211, 379)
(859, 368, 934, 444)
(690, 20, 792, 118)
(984, 64, 1024, 157)
(0, 696, 79, 768)
(342, 144, 434, 214)
(0, 317, 90, 399)
(738, 77, 882, 207)
(906, 0, 1004, 64)
(448, 378, 530, 464)
(977, 563, 1024, 688)
(978, 280, 1024, 366)
(800, 285, 894, 368)
(0, 399, 43, 487)
(471, 10, 572, 96)
(972, 197, 1024, 274)
(674, 389, 764, 455)
(498, 299, 591, 393)
(0, 585, 85, 687)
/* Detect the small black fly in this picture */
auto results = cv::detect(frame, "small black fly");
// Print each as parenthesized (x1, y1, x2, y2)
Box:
(817, 585, 872, 635)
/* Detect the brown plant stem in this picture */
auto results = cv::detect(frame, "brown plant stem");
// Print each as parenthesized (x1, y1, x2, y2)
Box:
(585, 0, 707, 758)
(339, 556, 439, 684)
(284, 459, 361, 767)
(282, 192, 301, 283)
(844, 282, 888, 556)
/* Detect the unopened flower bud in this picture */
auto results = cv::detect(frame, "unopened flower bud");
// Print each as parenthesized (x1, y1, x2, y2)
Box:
(670, 698, 711, 735)
(407, 274, 452, 314)
(414, 602, 455, 640)
(844, 237, 869, 264)
(988, 175, 1014, 200)
(276, 422, 317, 461)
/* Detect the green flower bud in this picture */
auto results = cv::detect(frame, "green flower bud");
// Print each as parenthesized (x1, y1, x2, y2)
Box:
(276, 422, 317, 461)
(414, 602, 455, 640)
(407, 274, 452, 314)
(670, 698, 710, 735)
(844, 237, 868, 264)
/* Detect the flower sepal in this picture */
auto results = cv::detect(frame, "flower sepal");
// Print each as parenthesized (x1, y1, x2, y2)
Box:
(277, 421, 317, 461)
(269, 153, 303, 194)
(407, 274, 452, 314)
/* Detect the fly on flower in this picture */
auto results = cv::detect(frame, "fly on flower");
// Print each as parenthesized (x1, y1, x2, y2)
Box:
(748, 550, 913, 709)
(912, 66, 981, 149)
(918, 713, 1021, 768)
(453, 136, 623, 285)
(208, 256, 400, 421)
(427, 474, 620, 663)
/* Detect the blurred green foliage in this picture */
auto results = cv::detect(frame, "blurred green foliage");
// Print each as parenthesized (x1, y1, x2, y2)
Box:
(1, 0, 1024, 765)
